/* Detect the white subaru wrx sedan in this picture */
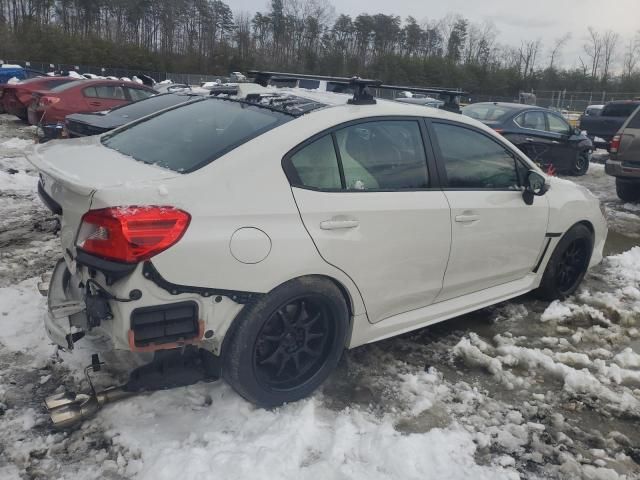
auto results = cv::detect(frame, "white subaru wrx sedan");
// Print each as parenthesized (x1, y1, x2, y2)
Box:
(29, 89, 607, 407)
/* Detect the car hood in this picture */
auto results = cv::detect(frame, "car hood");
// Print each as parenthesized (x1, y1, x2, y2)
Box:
(66, 111, 128, 130)
(25, 135, 179, 195)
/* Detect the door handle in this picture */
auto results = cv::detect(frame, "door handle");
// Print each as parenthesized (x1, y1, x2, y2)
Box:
(455, 214, 480, 223)
(89, 102, 102, 106)
(525, 138, 534, 142)
(320, 218, 359, 230)
(551, 140, 560, 144)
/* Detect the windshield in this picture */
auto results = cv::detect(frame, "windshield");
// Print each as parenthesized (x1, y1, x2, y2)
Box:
(102, 98, 292, 173)
(462, 104, 513, 122)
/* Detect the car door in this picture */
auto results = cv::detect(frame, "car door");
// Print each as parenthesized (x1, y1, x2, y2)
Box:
(429, 121, 549, 302)
(512, 110, 554, 165)
(545, 112, 579, 165)
(285, 119, 452, 323)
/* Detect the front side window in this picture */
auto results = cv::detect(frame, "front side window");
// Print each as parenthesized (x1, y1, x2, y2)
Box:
(334, 120, 429, 190)
(102, 98, 292, 172)
(546, 113, 571, 135)
(288, 135, 341, 189)
(515, 111, 546, 131)
(433, 123, 519, 190)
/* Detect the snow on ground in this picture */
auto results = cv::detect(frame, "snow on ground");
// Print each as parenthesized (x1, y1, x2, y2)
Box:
(0, 113, 639, 479)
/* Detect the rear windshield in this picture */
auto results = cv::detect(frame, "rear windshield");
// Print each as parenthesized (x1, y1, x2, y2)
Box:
(102, 98, 292, 172)
(602, 103, 640, 117)
(41, 78, 76, 89)
(462, 104, 513, 122)
(50, 80, 87, 92)
(108, 93, 192, 118)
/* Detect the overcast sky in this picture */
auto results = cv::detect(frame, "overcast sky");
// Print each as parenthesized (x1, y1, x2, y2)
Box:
(232, 0, 639, 69)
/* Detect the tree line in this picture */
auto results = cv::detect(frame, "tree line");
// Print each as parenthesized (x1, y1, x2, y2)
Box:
(1, 0, 639, 97)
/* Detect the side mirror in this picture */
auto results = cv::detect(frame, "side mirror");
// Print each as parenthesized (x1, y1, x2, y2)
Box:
(522, 170, 547, 205)
(573, 127, 581, 136)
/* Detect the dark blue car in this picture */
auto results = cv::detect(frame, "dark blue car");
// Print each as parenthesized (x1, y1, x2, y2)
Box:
(462, 102, 593, 175)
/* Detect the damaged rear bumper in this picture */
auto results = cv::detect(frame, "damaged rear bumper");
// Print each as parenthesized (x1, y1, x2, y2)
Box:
(41, 259, 87, 349)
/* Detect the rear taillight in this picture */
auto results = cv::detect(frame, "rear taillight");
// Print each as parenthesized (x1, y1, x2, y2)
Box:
(610, 135, 621, 154)
(38, 95, 60, 107)
(76, 206, 191, 263)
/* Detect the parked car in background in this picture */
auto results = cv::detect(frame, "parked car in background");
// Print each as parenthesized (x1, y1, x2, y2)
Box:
(462, 102, 593, 175)
(28, 79, 156, 140)
(1, 76, 76, 120)
(583, 104, 604, 117)
(30, 87, 605, 413)
(64, 92, 205, 138)
(579, 100, 640, 149)
(605, 105, 640, 201)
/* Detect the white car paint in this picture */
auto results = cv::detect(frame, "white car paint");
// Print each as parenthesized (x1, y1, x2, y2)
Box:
(28, 93, 607, 359)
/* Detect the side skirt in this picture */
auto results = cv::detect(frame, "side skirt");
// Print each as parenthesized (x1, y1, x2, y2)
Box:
(349, 273, 540, 348)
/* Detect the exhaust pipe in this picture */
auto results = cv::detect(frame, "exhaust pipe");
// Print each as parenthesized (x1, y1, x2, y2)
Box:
(45, 387, 134, 429)
(44, 348, 220, 428)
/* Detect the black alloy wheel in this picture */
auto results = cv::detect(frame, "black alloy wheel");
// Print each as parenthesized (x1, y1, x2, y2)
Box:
(555, 238, 590, 295)
(222, 276, 348, 407)
(253, 296, 334, 391)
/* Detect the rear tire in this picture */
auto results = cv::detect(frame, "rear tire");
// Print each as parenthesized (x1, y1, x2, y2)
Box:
(569, 150, 590, 176)
(615, 178, 640, 202)
(536, 224, 593, 301)
(222, 277, 348, 408)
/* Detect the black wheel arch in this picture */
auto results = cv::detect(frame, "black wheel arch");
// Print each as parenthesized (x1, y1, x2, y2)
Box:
(220, 274, 355, 359)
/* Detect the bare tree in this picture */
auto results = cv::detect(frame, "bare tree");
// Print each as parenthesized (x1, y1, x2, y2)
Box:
(622, 32, 639, 79)
(519, 39, 541, 82)
(600, 30, 619, 82)
(583, 27, 603, 81)
(548, 33, 571, 70)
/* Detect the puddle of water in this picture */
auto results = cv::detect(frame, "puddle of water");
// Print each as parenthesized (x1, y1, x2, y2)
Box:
(603, 229, 640, 256)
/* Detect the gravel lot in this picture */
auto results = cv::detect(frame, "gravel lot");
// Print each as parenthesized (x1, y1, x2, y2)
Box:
(0, 113, 639, 479)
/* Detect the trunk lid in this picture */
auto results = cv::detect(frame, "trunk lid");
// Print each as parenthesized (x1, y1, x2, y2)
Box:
(26, 136, 180, 264)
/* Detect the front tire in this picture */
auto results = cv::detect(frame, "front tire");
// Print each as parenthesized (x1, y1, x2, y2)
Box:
(222, 277, 348, 407)
(536, 224, 593, 301)
(569, 150, 590, 176)
(615, 178, 640, 202)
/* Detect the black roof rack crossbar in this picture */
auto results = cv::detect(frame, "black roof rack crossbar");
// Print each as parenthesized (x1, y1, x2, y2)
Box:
(247, 70, 469, 101)
(378, 84, 468, 99)
(248, 70, 382, 105)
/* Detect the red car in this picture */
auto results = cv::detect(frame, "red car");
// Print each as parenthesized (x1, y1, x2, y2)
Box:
(27, 79, 156, 128)
(1, 77, 76, 121)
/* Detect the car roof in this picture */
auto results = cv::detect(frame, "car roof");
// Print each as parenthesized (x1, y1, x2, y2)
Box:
(251, 89, 485, 130)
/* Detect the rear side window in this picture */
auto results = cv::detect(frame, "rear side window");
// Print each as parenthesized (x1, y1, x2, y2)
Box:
(102, 98, 292, 172)
(603, 103, 639, 117)
(515, 111, 545, 130)
(335, 121, 428, 190)
(289, 136, 341, 189)
(285, 120, 429, 191)
(85, 85, 126, 99)
(433, 123, 519, 190)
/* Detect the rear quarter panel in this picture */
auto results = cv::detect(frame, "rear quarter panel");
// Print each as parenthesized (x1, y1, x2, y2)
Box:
(91, 118, 370, 316)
